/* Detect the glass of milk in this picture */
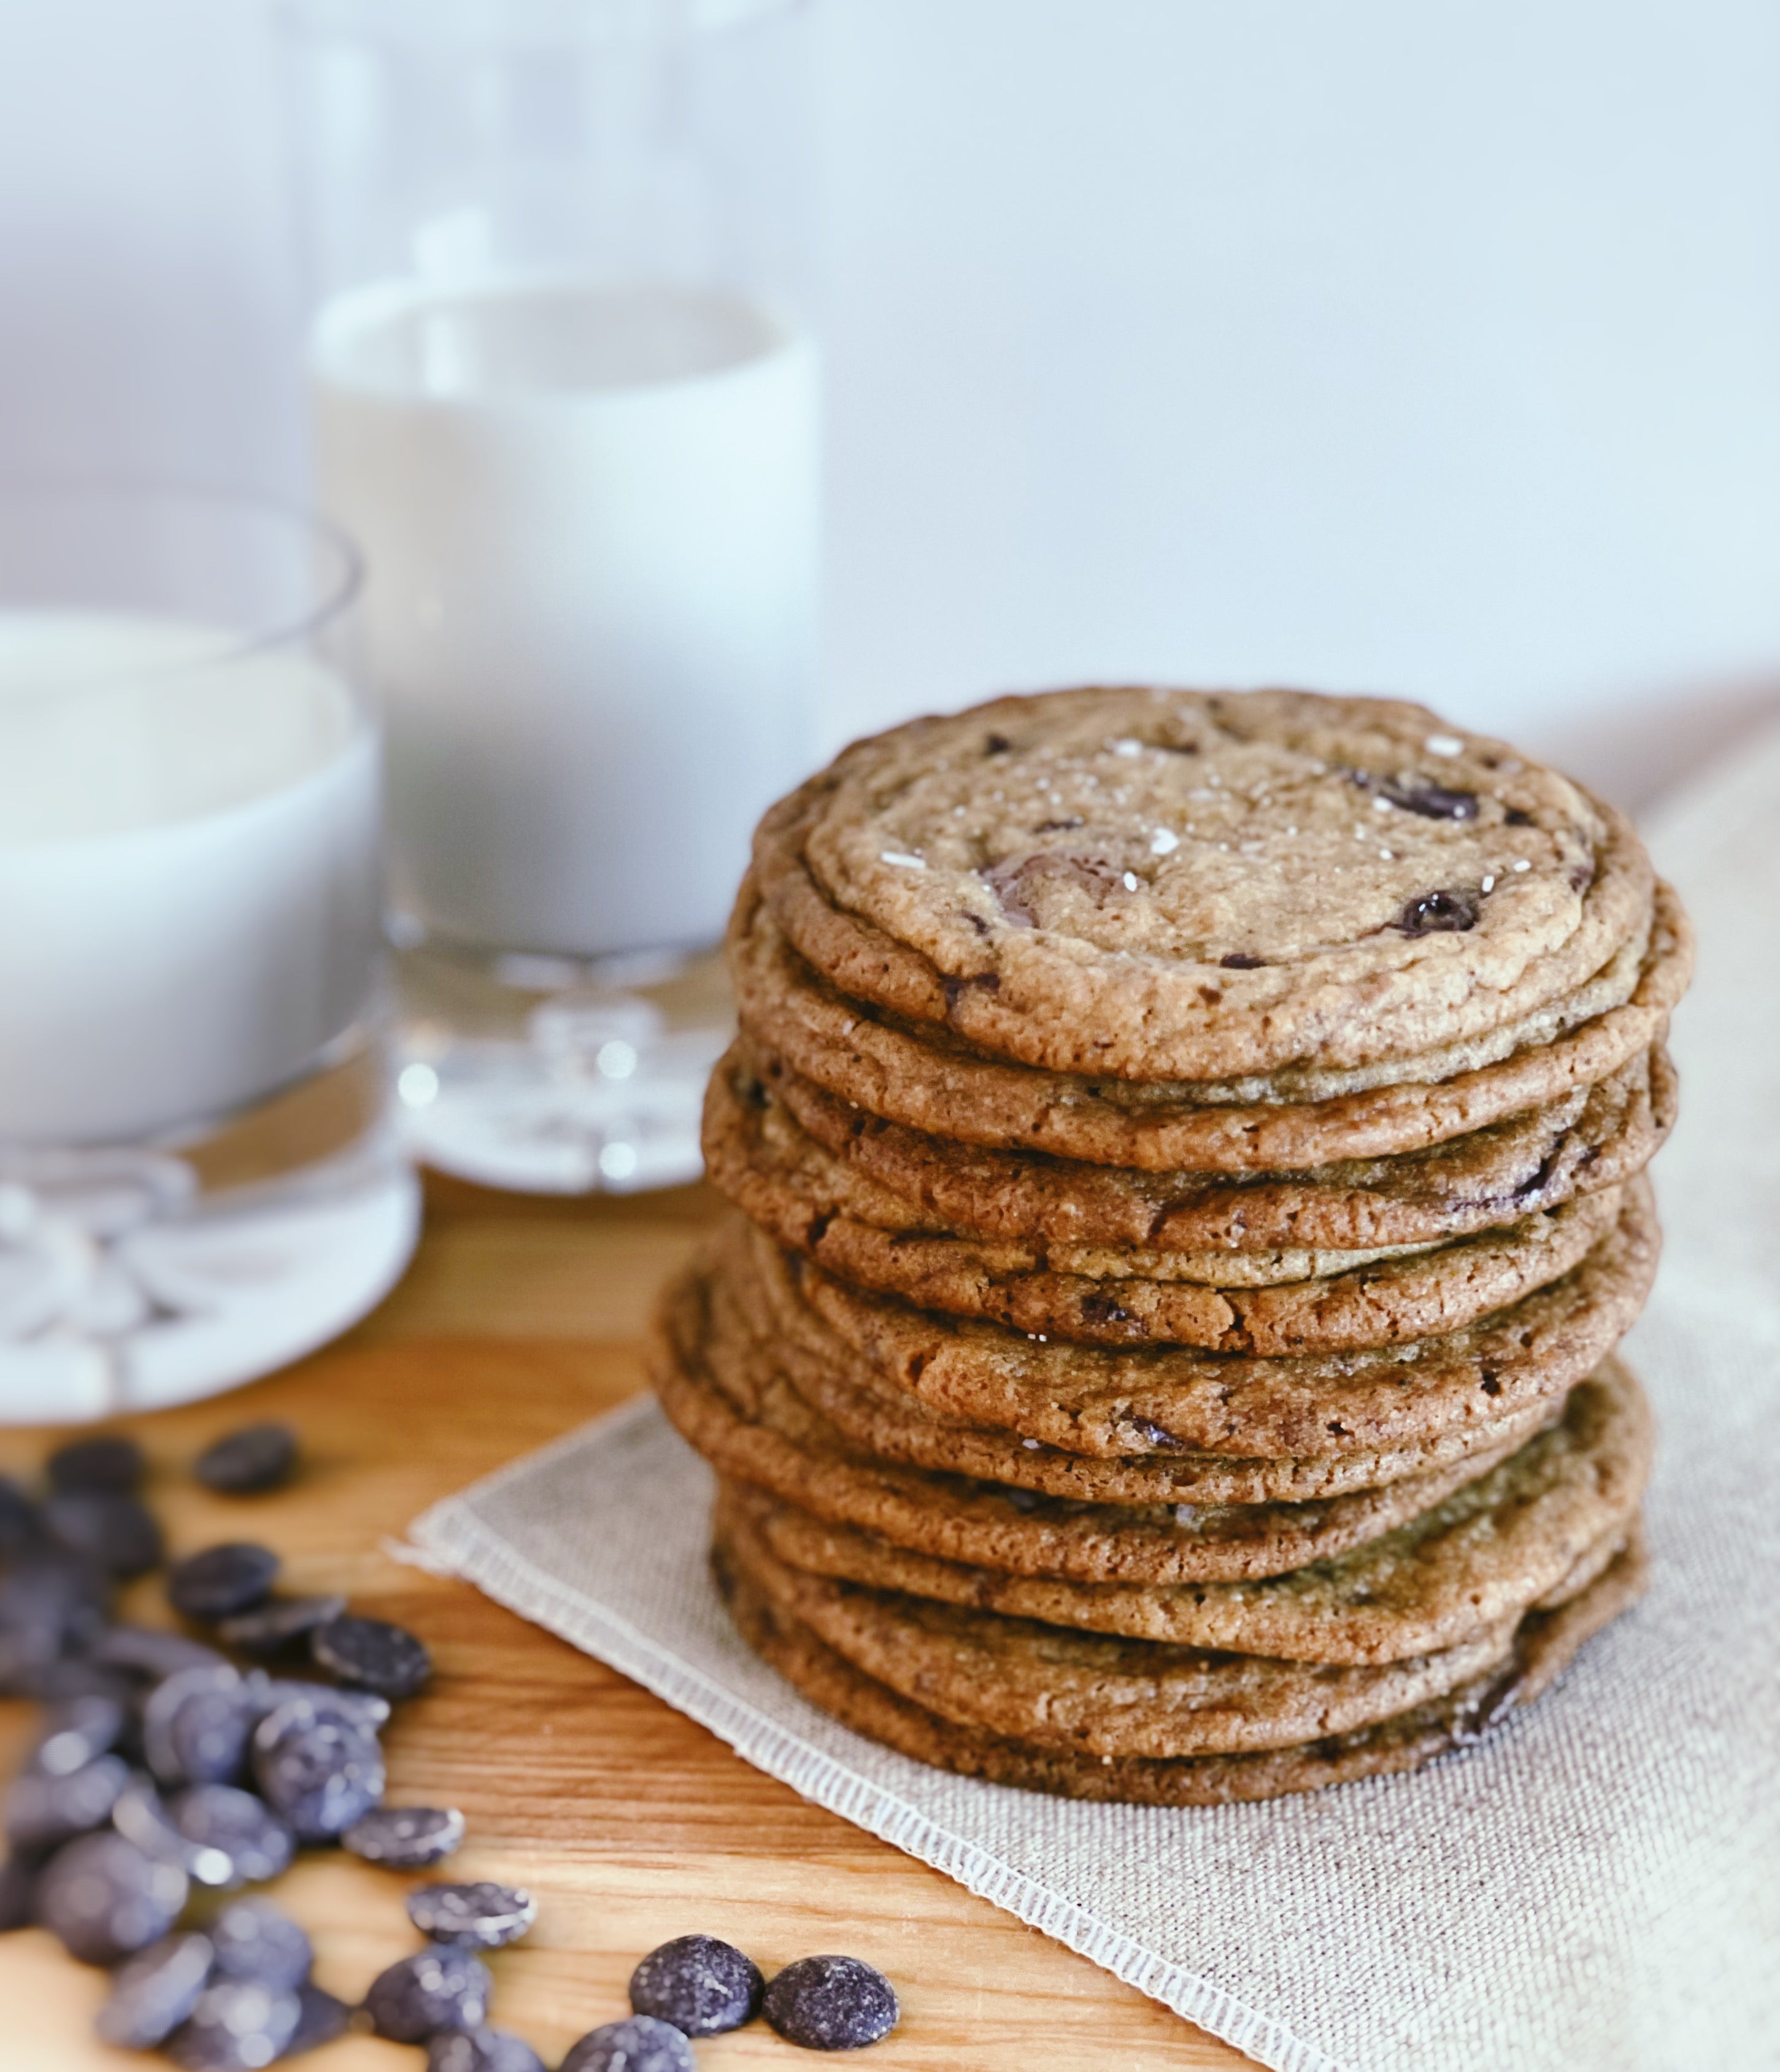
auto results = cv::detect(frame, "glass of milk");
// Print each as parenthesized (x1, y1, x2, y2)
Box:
(0, 484, 418, 1422)
(283, 0, 820, 1193)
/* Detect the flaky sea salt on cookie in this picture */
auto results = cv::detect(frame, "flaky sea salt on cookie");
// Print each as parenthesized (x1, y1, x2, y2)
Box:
(755, 687, 1654, 1082)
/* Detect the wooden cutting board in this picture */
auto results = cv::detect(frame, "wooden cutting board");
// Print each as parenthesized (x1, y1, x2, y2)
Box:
(0, 1176, 1249, 2071)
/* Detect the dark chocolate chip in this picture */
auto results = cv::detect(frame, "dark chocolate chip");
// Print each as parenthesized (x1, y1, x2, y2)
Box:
(428, 2029, 549, 2072)
(1219, 953, 1265, 968)
(255, 1678, 391, 1734)
(1077, 1293, 1133, 1327)
(1379, 778, 1479, 820)
(559, 2016, 696, 2072)
(1504, 806, 1534, 826)
(407, 1881, 537, 1950)
(764, 1955, 900, 2050)
(95, 1930, 216, 2049)
(310, 1612, 431, 1699)
(193, 1424, 298, 1497)
(0, 1849, 41, 1931)
(983, 732, 1012, 753)
(112, 1780, 239, 1887)
(48, 1434, 146, 1496)
(630, 1932, 765, 2036)
(166, 1542, 280, 1623)
(90, 1625, 229, 1682)
(209, 1896, 312, 1990)
(217, 1593, 348, 1657)
(1128, 1419, 1185, 1451)
(940, 971, 1001, 1012)
(364, 1946, 494, 2043)
(0, 1551, 112, 1690)
(145, 1666, 247, 1782)
(43, 1492, 164, 1577)
(287, 1982, 353, 2057)
(31, 1692, 128, 1776)
(167, 1980, 302, 2071)
(250, 1702, 385, 1843)
(4, 1751, 130, 1849)
(36, 1830, 188, 1964)
(342, 1804, 466, 1868)
(1392, 888, 1479, 935)
(0, 1476, 40, 1558)
(169, 1784, 296, 1887)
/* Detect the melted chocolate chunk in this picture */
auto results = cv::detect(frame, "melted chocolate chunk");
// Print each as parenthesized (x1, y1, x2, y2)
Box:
(1504, 806, 1535, 826)
(1393, 888, 1479, 935)
(1219, 953, 1265, 969)
(1381, 778, 1479, 820)
(941, 971, 1001, 1013)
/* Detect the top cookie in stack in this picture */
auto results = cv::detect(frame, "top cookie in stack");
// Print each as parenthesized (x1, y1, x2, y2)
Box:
(660, 686, 1692, 1806)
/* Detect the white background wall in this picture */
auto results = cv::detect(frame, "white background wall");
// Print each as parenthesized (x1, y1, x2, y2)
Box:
(1, 0, 1777, 803)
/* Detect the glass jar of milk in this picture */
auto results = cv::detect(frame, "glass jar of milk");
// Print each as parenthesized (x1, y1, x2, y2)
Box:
(283, 0, 820, 1193)
(0, 486, 418, 1422)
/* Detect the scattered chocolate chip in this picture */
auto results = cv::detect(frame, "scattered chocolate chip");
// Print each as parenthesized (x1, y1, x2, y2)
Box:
(287, 1982, 353, 2057)
(217, 1593, 348, 1657)
(0, 1476, 40, 1558)
(167, 1542, 280, 1623)
(95, 1930, 216, 2049)
(560, 2016, 696, 2072)
(630, 1933, 765, 2036)
(1219, 952, 1265, 968)
(342, 1804, 466, 1868)
(209, 1896, 312, 1990)
(169, 1784, 295, 1887)
(194, 1425, 299, 1497)
(256, 1678, 391, 1734)
(4, 1751, 130, 1848)
(0, 1849, 40, 1931)
(408, 1880, 537, 1950)
(31, 1692, 128, 1776)
(143, 1665, 248, 1788)
(364, 1946, 494, 2043)
(1392, 888, 1479, 936)
(1077, 1293, 1133, 1327)
(310, 1612, 431, 1699)
(47, 1435, 146, 1496)
(0, 1552, 112, 1690)
(16, 1657, 137, 1708)
(91, 1625, 229, 1681)
(765, 1955, 900, 2050)
(43, 1492, 164, 1577)
(36, 1830, 188, 1964)
(982, 732, 1012, 754)
(250, 1703, 385, 1843)
(428, 2029, 548, 2072)
(112, 1780, 239, 1887)
(167, 1980, 302, 2071)
(1504, 806, 1534, 826)
(940, 970, 1001, 1013)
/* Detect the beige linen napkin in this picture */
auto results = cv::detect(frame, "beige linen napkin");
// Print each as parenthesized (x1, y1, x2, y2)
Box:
(409, 730, 1780, 2072)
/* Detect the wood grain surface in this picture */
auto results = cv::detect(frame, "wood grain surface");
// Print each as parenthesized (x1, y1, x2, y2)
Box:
(0, 1175, 1252, 2071)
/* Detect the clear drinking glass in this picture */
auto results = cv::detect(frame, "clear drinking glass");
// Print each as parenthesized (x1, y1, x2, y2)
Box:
(0, 484, 417, 1422)
(282, 0, 820, 1192)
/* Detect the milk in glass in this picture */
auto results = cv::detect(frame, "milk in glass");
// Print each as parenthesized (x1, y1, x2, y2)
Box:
(312, 277, 819, 959)
(0, 612, 381, 1144)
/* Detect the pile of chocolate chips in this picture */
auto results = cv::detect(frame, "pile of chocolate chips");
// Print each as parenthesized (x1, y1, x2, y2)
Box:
(0, 1428, 900, 2066)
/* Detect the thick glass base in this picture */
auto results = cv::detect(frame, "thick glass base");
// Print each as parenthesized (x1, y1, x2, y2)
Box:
(0, 1042, 419, 1421)
(391, 932, 731, 1194)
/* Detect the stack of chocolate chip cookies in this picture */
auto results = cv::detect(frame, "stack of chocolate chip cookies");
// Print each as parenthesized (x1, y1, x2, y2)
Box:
(654, 687, 1692, 1805)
